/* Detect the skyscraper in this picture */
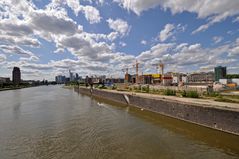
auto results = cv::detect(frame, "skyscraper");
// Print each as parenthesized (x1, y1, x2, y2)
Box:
(12, 67, 21, 85)
(55, 75, 66, 84)
(69, 70, 74, 81)
(214, 66, 227, 82)
(75, 73, 79, 81)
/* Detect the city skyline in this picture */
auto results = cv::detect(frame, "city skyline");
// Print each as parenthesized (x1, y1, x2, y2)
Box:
(0, 1, 239, 80)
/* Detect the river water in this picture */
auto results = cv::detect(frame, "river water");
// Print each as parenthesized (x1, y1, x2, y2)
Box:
(0, 86, 239, 159)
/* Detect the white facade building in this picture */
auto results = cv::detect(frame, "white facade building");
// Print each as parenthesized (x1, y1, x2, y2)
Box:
(219, 79, 231, 85)
(232, 79, 239, 85)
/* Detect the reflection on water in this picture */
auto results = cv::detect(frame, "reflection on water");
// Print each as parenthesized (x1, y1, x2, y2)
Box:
(0, 85, 238, 159)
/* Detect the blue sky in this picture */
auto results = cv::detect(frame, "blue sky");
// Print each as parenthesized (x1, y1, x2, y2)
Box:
(0, 0, 239, 80)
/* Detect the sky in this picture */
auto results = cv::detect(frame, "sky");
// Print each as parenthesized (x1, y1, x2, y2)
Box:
(0, 0, 239, 80)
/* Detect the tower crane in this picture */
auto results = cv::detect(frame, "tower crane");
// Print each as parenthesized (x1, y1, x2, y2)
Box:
(133, 60, 140, 84)
(152, 60, 164, 81)
(121, 60, 143, 84)
(121, 68, 129, 74)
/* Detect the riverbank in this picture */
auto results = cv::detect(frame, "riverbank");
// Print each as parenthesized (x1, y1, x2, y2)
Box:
(75, 86, 239, 136)
(0, 85, 47, 91)
(0, 87, 24, 91)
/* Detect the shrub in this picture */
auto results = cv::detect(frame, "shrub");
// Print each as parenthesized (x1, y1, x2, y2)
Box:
(138, 85, 141, 91)
(206, 92, 220, 97)
(181, 90, 199, 98)
(163, 89, 176, 96)
(181, 90, 187, 97)
(187, 91, 199, 98)
(150, 88, 157, 93)
(98, 84, 107, 89)
(112, 85, 117, 90)
(133, 86, 138, 91)
(141, 85, 150, 93)
(150, 89, 162, 95)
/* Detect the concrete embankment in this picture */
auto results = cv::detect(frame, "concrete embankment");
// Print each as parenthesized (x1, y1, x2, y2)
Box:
(76, 87, 239, 136)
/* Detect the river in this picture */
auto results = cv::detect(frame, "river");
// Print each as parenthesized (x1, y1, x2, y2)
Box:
(0, 86, 239, 159)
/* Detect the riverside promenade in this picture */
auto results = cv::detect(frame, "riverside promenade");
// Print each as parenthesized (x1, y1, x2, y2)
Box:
(76, 87, 239, 136)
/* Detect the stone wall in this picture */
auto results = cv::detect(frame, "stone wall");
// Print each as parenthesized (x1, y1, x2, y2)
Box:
(76, 87, 239, 136)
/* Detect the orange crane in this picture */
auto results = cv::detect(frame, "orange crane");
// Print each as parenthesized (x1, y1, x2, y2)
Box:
(152, 60, 164, 81)
(133, 60, 140, 84)
(121, 60, 142, 84)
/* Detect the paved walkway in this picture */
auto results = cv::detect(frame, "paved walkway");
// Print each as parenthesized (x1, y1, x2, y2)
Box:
(101, 89, 239, 112)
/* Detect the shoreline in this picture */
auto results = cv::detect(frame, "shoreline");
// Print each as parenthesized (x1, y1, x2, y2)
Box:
(0, 85, 45, 92)
(75, 86, 239, 136)
(0, 87, 22, 91)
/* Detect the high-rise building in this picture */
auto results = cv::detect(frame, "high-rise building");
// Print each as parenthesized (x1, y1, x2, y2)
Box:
(12, 67, 21, 85)
(214, 66, 227, 82)
(75, 73, 79, 81)
(69, 70, 74, 81)
(55, 75, 66, 84)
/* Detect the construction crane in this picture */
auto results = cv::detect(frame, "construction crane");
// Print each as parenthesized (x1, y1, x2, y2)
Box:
(121, 68, 129, 74)
(121, 60, 143, 84)
(159, 62, 164, 76)
(152, 60, 164, 81)
(133, 60, 140, 84)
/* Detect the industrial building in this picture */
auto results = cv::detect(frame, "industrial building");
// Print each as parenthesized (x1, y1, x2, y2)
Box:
(187, 72, 214, 84)
(142, 74, 161, 84)
(124, 73, 131, 83)
(171, 73, 186, 85)
(124, 73, 162, 84)
(162, 73, 173, 86)
(232, 79, 239, 86)
(218, 78, 239, 88)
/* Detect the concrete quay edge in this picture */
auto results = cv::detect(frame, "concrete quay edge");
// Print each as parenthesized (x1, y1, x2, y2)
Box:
(76, 87, 239, 136)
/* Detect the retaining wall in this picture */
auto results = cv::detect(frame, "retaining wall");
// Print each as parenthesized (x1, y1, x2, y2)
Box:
(76, 87, 239, 136)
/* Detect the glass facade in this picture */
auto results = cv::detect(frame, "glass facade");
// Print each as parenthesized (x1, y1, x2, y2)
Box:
(214, 66, 227, 82)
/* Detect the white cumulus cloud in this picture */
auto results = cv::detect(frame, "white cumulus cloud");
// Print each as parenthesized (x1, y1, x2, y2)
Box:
(0, 54, 6, 63)
(0, 45, 35, 57)
(47, 0, 102, 24)
(212, 36, 223, 44)
(114, 0, 239, 33)
(119, 42, 127, 47)
(107, 18, 131, 36)
(141, 40, 147, 45)
(80, 5, 101, 24)
(159, 24, 175, 42)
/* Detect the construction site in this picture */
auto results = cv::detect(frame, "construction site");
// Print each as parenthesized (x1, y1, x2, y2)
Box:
(123, 60, 172, 85)
(61, 60, 239, 103)
(120, 60, 237, 88)
(104, 60, 239, 103)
